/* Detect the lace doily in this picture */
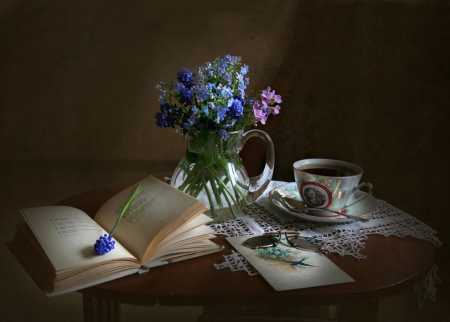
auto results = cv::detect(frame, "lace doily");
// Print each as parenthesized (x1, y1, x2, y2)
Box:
(209, 200, 442, 259)
(209, 181, 442, 306)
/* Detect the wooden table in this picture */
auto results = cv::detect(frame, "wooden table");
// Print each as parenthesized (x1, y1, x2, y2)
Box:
(55, 183, 436, 322)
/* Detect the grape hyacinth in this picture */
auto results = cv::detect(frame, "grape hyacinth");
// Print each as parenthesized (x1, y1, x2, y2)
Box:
(94, 183, 141, 255)
(94, 234, 116, 255)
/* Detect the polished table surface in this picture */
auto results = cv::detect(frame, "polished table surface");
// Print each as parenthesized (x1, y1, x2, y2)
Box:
(55, 182, 436, 322)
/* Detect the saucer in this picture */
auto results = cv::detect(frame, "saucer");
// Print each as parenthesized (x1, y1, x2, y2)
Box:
(268, 182, 378, 223)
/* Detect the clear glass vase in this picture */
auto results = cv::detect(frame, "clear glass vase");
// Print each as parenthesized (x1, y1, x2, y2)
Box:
(170, 129, 275, 223)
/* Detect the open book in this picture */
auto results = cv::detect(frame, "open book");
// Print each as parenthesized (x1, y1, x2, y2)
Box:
(7, 175, 223, 296)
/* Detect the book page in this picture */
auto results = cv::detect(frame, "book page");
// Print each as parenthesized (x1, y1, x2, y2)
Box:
(145, 225, 216, 263)
(94, 175, 207, 262)
(7, 229, 141, 296)
(156, 214, 212, 246)
(21, 206, 140, 272)
(146, 239, 221, 268)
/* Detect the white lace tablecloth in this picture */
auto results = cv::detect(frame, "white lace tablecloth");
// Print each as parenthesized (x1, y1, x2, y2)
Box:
(209, 181, 442, 307)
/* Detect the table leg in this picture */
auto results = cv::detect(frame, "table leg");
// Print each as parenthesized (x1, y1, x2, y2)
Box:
(199, 305, 337, 321)
(337, 299, 379, 322)
(83, 293, 121, 322)
(199, 301, 378, 322)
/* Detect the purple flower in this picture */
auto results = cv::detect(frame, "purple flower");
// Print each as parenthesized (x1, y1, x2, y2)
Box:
(272, 105, 281, 115)
(177, 68, 194, 88)
(262, 87, 282, 104)
(252, 100, 268, 125)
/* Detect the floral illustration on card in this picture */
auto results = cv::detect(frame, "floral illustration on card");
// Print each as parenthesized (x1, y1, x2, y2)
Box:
(255, 247, 316, 270)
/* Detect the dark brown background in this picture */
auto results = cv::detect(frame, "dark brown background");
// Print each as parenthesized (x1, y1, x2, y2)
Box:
(1, 0, 449, 321)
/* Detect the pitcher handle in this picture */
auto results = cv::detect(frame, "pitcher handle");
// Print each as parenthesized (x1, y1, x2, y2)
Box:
(241, 129, 275, 202)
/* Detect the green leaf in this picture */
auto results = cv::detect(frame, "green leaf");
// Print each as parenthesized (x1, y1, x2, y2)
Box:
(189, 130, 210, 152)
(197, 145, 219, 168)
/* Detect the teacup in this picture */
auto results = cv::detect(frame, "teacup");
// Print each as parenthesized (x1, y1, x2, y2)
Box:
(293, 159, 373, 211)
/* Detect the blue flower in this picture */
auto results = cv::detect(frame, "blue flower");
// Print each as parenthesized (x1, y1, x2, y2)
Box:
(236, 73, 244, 84)
(155, 55, 282, 134)
(94, 234, 116, 255)
(179, 88, 192, 105)
(192, 83, 209, 102)
(206, 83, 216, 93)
(188, 115, 196, 125)
(94, 184, 141, 255)
(222, 119, 237, 129)
(241, 64, 249, 75)
(155, 112, 170, 128)
(228, 98, 244, 118)
(174, 82, 185, 92)
(223, 72, 232, 85)
(218, 129, 229, 141)
(226, 55, 241, 64)
(155, 83, 167, 96)
(155, 103, 177, 128)
(221, 86, 233, 99)
(214, 106, 229, 121)
(177, 68, 193, 88)
(238, 83, 247, 95)
(222, 57, 229, 66)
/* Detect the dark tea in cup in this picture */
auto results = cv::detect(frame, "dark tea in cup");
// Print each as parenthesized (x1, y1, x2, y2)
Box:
(293, 159, 373, 211)
(299, 167, 357, 177)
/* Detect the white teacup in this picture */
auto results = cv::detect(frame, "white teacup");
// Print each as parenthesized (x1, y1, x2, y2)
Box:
(293, 159, 373, 211)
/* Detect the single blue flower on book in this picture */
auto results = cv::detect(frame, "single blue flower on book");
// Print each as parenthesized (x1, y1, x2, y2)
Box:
(94, 183, 141, 255)
(94, 234, 116, 255)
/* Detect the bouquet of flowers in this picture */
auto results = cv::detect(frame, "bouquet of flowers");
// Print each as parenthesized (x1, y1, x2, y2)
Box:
(155, 55, 281, 222)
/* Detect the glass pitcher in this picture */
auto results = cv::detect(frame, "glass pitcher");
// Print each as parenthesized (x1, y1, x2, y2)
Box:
(170, 129, 275, 223)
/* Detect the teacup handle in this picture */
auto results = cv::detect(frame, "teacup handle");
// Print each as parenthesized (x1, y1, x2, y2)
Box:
(345, 182, 373, 209)
(241, 129, 275, 202)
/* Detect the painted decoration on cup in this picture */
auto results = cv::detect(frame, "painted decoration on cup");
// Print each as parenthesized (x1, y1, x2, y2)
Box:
(300, 181, 333, 209)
